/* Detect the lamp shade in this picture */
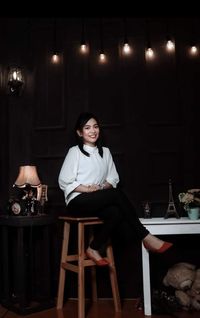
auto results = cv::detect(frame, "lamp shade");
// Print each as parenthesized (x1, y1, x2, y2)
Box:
(14, 166, 41, 188)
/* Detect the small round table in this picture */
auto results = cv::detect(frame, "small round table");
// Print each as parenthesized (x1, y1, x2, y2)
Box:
(0, 214, 56, 314)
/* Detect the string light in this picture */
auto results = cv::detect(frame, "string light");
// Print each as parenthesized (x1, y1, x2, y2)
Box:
(49, 39, 200, 62)
(48, 18, 200, 64)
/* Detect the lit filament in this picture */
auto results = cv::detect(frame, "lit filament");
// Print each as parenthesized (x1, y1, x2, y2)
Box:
(99, 53, 106, 63)
(123, 43, 131, 54)
(189, 46, 198, 56)
(166, 40, 175, 52)
(146, 47, 154, 60)
(52, 54, 59, 63)
(80, 44, 88, 53)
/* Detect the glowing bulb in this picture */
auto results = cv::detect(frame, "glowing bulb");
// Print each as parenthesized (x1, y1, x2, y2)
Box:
(99, 53, 106, 63)
(145, 47, 155, 60)
(123, 43, 131, 54)
(52, 54, 59, 63)
(80, 43, 88, 54)
(166, 40, 175, 52)
(13, 71, 17, 80)
(189, 45, 198, 56)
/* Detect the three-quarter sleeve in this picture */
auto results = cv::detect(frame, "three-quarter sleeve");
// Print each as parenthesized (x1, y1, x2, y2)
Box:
(58, 147, 80, 200)
(105, 148, 119, 188)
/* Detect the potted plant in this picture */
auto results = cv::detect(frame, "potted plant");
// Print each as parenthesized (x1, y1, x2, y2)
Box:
(178, 189, 200, 220)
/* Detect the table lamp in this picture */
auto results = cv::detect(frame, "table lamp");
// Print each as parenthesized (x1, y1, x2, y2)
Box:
(14, 165, 42, 215)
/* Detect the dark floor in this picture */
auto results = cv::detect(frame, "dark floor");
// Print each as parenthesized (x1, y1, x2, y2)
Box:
(0, 299, 199, 318)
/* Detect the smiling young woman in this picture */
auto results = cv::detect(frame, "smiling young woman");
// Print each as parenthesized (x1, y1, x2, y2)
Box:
(58, 112, 173, 266)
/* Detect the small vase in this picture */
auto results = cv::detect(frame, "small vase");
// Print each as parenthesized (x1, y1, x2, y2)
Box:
(187, 207, 200, 220)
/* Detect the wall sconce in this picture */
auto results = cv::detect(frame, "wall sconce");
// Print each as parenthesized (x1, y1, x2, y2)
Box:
(7, 67, 25, 96)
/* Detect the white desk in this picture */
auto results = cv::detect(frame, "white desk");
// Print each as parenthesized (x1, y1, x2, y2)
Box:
(140, 217, 200, 316)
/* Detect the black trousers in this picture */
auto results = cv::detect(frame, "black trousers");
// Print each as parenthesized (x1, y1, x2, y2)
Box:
(67, 188, 149, 250)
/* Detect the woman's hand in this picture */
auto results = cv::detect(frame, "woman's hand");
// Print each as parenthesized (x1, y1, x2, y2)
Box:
(87, 182, 113, 192)
(87, 184, 101, 192)
(74, 182, 112, 193)
(74, 184, 101, 193)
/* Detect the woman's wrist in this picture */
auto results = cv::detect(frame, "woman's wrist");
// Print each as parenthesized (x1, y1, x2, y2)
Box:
(100, 183, 106, 190)
(86, 185, 91, 192)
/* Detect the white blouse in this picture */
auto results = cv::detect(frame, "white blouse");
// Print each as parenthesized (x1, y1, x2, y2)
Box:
(58, 144, 119, 204)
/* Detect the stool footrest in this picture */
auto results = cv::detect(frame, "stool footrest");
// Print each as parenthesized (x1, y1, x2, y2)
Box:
(62, 262, 79, 273)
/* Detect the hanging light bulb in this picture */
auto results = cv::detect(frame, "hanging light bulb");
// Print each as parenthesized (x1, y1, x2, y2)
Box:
(166, 37, 175, 52)
(99, 52, 106, 62)
(188, 19, 198, 57)
(146, 47, 154, 59)
(145, 19, 155, 61)
(98, 18, 107, 64)
(80, 18, 89, 54)
(80, 42, 88, 54)
(122, 18, 131, 55)
(122, 42, 131, 54)
(51, 18, 60, 64)
(164, 19, 175, 53)
(52, 53, 59, 63)
(189, 43, 198, 56)
(145, 42, 155, 60)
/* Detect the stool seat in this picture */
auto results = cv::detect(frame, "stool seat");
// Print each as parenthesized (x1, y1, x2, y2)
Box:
(56, 215, 121, 318)
(59, 215, 104, 223)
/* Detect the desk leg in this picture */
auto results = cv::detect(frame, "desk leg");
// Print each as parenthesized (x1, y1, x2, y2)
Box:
(142, 244, 151, 316)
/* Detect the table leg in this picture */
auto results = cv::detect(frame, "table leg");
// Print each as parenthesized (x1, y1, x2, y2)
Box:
(17, 227, 26, 309)
(1, 226, 9, 299)
(142, 244, 151, 316)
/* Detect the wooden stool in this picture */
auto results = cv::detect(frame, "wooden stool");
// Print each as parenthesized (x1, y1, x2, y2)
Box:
(56, 216, 121, 318)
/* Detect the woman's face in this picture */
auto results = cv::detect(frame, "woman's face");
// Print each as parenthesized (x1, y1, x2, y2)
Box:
(77, 118, 100, 146)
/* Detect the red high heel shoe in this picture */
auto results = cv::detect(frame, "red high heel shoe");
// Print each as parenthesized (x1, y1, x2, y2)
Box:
(143, 241, 173, 253)
(86, 248, 109, 266)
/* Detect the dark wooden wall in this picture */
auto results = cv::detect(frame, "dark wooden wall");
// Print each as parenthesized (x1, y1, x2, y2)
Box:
(0, 17, 200, 299)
